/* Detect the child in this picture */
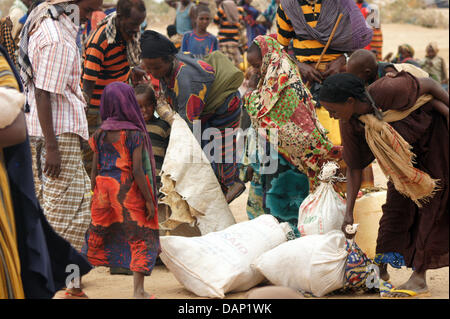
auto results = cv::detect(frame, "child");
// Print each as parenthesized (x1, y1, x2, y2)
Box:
(82, 82, 160, 299)
(181, 5, 218, 56)
(213, 0, 244, 67)
(134, 84, 171, 192)
(420, 42, 449, 91)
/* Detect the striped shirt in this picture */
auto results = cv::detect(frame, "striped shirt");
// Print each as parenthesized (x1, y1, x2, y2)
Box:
(0, 52, 19, 90)
(276, 0, 343, 63)
(146, 118, 171, 189)
(82, 24, 130, 108)
(213, 6, 244, 44)
(25, 15, 88, 140)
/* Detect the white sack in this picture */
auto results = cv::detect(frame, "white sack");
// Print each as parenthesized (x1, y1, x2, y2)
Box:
(297, 162, 346, 236)
(160, 214, 291, 298)
(253, 230, 348, 297)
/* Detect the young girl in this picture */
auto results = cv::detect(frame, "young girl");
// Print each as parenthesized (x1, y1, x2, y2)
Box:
(181, 5, 218, 56)
(82, 82, 160, 299)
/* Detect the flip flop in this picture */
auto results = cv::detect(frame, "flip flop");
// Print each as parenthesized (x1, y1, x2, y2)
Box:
(381, 288, 431, 299)
(63, 290, 89, 299)
(226, 181, 246, 204)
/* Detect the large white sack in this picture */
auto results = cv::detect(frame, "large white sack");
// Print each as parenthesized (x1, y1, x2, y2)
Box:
(253, 230, 348, 297)
(159, 214, 291, 298)
(160, 113, 236, 235)
(297, 162, 346, 236)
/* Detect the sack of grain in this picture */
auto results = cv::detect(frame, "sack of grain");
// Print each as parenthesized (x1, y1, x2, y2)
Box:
(253, 230, 348, 297)
(159, 214, 292, 298)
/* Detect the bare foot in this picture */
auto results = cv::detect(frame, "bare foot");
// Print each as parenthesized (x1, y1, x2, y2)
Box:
(379, 263, 390, 281)
(133, 290, 155, 299)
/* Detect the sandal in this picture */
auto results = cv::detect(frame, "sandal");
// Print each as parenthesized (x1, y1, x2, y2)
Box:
(381, 287, 431, 299)
(63, 290, 89, 299)
(226, 181, 246, 204)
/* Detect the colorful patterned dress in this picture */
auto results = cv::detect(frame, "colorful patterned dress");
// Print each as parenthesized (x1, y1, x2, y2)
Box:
(241, 36, 342, 236)
(82, 130, 160, 274)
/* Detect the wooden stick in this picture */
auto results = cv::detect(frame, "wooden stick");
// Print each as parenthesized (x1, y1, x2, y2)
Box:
(305, 13, 344, 88)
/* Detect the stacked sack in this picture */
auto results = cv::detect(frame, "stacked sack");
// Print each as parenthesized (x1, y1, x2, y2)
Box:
(252, 162, 349, 297)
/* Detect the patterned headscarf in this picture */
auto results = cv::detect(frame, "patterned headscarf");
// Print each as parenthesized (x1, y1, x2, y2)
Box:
(399, 44, 415, 57)
(249, 35, 302, 118)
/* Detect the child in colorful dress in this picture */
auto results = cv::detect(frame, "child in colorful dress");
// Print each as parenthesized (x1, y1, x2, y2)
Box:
(181, 5, 218, 56)
(82, 82, 160, 299)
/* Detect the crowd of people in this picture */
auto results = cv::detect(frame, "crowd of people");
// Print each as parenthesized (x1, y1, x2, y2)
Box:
(0, 0, 448, 300)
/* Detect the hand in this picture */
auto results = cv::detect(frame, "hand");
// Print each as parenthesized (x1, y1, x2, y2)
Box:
(322, 55, 346, 78)
(341, 215, 355, 239)
(130, 67, 148, 86)
(145, 201, 155, 220)
(44, 144, 62, 178)
(383, 52, 393, 62)
(297, 62, 324, 84)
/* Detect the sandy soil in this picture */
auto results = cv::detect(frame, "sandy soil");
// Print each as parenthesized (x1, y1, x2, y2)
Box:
(58, 23, 449, 300)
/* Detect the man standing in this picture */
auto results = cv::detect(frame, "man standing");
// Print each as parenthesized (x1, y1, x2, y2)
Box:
(276, 0, 372, 144)
(19, 0, 103, 253)
(81, 0, 147, 174)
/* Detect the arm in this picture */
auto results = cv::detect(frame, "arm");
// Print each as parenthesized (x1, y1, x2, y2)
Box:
(91, 151, 98, 191)
(35, 88, 61, 178)
(82, 79, 96, 108)
(0, 112, 27, 149)
(342, 167, 363, 239)
(82, 37, 104, 106)
(165, 0, 177, 9)
(418, 76, 449, 106)
(428, 98, 449, 130)
(441, 58, 448, 84)
(132, 143, 155, 219)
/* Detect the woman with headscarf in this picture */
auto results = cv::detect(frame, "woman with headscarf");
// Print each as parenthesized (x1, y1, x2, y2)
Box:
(82, 82, 160, 299)
(391, 44, 421, 68)
(243, 35, 342, 235)
(140, 30, 246, 203)
(319, 72, 449, 298)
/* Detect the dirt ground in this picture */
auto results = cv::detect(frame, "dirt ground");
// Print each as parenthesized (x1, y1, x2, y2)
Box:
(60, 23, 449, 300)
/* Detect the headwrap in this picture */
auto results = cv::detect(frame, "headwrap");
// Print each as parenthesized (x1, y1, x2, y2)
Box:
(279, 0, 373, 52)
(140, 30, 178, 59)
(99, 82, 159, 215)
(321, 73, 438, 207)
(248, 35, 303, 118)
(399, 44, 415, 57)
(319, 72, 366, 103)
(427, 41, 439, 53)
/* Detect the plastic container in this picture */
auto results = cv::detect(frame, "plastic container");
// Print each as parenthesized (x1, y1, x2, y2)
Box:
(353, 191, 386, 259)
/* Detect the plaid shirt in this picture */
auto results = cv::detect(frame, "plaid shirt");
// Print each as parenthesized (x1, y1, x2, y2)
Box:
(25, 13, 89, 140)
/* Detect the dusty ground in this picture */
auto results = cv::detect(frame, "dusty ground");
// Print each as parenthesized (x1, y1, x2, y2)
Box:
(61, 23, 449, 300)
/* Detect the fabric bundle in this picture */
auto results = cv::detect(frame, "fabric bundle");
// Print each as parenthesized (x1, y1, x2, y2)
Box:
(279, 0, 373, 52)
(358, 94, 438, 207)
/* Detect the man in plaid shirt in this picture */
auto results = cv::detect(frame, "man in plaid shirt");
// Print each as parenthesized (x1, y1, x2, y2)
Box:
(20, 0, 103, 299)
